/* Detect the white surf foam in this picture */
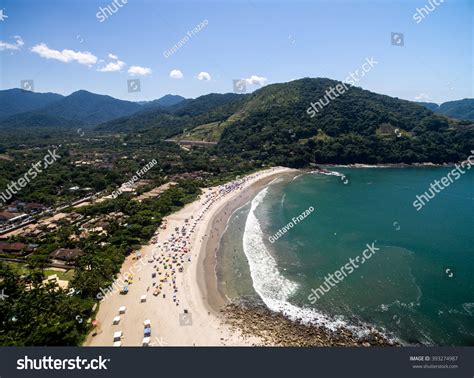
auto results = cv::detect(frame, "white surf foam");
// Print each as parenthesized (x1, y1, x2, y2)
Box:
(243, 187, 299, 305)
(310, 170, 344, 177)
(242, 186, 394, 339)
(292, 173, 305, 181)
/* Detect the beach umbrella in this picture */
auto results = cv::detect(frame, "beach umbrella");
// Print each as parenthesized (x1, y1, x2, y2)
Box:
(113, 316, 121, 325)
(119, 306, 126, 314)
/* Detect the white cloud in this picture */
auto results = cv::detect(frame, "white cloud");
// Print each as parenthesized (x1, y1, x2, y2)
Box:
(170, 69, 183, 79)
(97, 60, 126, 72)
(31, 43, 98, 65)
(243, 75, 268, 86)
(414, 93, 432, 101)
(0, 35, 24, 51)
(108, 53, 118, 60)
(128, 65, 152, 76)
(197, 71, 211, 81)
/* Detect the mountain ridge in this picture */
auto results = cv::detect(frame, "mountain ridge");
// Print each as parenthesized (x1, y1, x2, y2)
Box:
(0, 90, 188, 128)
(0, 88, 64, 120)
(140, 94, 187, 108)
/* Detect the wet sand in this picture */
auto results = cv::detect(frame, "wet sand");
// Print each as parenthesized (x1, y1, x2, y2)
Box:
(85, 167, 295, 347)
(199, 170, 298, 312)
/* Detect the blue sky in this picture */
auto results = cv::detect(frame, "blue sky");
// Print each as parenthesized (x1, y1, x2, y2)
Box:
(0, 0, 472, 103)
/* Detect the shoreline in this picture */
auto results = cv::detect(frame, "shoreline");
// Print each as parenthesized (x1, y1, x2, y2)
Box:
(320, 162, 462, 168)
(85, 165, 400, 347)
(85, 166, 296, 347)
(198, 169, 299, 314)
(207, 168, 398, 347)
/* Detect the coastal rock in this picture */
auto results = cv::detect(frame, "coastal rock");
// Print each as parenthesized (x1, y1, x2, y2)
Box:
(222, 302, 399, 347)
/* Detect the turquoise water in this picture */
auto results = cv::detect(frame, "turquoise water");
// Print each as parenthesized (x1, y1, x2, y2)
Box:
(217, 168, 474, 346)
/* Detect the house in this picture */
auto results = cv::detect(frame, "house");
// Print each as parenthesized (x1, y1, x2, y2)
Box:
(49, 248, 84, 264)
(24, 203, 47, 214)
(0, 211, 29, 227)
(0, 242, 35, 256)
(8, 201, 26, 212)
(0, 211, 17, 224)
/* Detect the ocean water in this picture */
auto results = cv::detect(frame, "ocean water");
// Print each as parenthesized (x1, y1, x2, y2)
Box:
(217, 168, 474, 346)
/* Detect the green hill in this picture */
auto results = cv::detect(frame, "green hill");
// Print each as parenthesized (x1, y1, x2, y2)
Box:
(140, 94, 187, 108)
(435, 99, 474, 121)
(0, 90, 142, 128)
(215, 78, 472, 165)
(0, 89, 64, 119)
(0, 112, 84, 129)
(97, 93, 247, 139)
(97, 78, 473, 166)
(41, 90, 142, 125)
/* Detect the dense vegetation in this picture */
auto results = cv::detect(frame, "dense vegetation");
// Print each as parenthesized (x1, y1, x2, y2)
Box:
(140, 94, 186, 108)
(97, 92, 247, 137)
(0, 125, 256, 345)
(0, 119, 259, 346)
(0, 266, 93, 346)
(215, 79, 473, 166)
(93, 78, 474, 167)
(418, 99, 474, 121)
(435, 99, 474, 121)
(0, 127, 256, 206)
(0, 89, 186, 128)
(0, 88, 63, 119)
(0, 181, 201, 345)
(0, 77, 472, 345)
(417, 101, 439, 111)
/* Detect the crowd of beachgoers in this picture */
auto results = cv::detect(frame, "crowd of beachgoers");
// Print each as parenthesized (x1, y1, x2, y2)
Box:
(146, 169, 279, 309)
(87, 167, 288, 347)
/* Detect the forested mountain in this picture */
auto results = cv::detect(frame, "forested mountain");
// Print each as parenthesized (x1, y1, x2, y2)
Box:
(1, 80, 472, 165)
(37, 90, 142, 125)
(0, 112, 84, 129)
(97, 93, 247, 137)
(96, 78, 473, 166)
(435, 99, 474, 121)
(417, 99, 474, 121)
(416, 102, 439, 111)
(0, 90, 183, 128)
(0, 89, 64, 119)
(140, 94, 187, 108)
(214, 78, 472, 165)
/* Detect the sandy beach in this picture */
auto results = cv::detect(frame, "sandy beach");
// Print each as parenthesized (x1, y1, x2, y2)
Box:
(85, 166, 295, 347)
